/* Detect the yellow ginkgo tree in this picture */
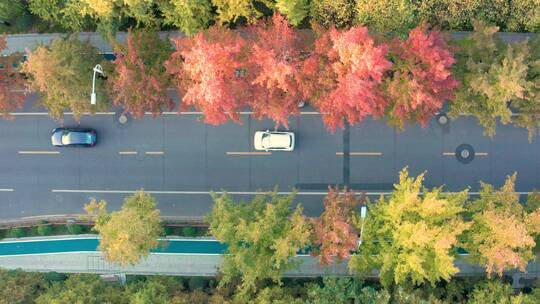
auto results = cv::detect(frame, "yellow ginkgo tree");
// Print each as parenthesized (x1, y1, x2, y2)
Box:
(85, 189, 163, 266)
(349, 168, 470, 287)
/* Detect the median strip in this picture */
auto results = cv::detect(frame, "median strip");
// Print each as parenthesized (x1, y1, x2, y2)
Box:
(336, 152, 383, 156)
(226, 152, 272, 156)
(18, 151, 60, 155)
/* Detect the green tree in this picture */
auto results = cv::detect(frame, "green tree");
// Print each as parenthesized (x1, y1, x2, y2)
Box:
(252, 286, 304, 304)
(467, 279, 539, 304)
(355, 0, 417, 35)
(0, 0, 25, 21)
(349, 168, 470, 287)
(462, 174, 539, 277)
(84, 190, 163, 266)
(80, 0, 159, 27)
(211, 0, 263, 25)
(450, 20, 539, 140)
(206, 191, 311, 296)
(22, 35, 108, 120)
(36, 274, 123, 304)
(28, 0, 89, 31)
(306, 277, 390, 304)
(507, 0, 540, 32)
(275, 0, 309, 26)
(0, 36, 26, 117)
(309, 0, 356, 28)
(161, 0, 214, 35)
(0, 269, 45, 304)
(128, 279, 171, 304)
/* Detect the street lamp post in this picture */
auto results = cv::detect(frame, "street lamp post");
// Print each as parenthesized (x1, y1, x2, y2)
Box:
(358, 205, 368, 246)
(91, 64, 104, 105)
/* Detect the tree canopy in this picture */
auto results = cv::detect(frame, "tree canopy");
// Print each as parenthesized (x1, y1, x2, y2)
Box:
(0, 36, 25, 117)
(312, 187, 360, 265)
(206, 191, 311, 296)
(462, 174, 540, 277)
(301, 26, 392, 131)
(110, 29, 174, 118)
(349, 168, 470, 287)
(22, 35, 107, 120)
(84, 190, 163, 266)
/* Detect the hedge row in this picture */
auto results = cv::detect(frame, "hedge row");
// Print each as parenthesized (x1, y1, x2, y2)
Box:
(0, 0, 538, 36)
(0, 222, 207, 239)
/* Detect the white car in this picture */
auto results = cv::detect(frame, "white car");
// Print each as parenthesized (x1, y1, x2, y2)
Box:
(254, 130, 295, 151)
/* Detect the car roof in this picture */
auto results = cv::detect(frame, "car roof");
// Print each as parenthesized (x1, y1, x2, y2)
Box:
(262, 133, 291, 148)
(64, 131, 93, 144)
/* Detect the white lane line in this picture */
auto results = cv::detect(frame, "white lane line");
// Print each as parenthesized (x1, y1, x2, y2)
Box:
(50, 189, 535, 196)
(10, 112, 115, 116)
(0, 189, 14, 192)
(443, 152, 489, 156)
(18, 151, 60, 155)
(118, 151, 138, 155)
(227, 151, 272, 156)
(336, 152, 383, 156)
(145, 151, 164, 155)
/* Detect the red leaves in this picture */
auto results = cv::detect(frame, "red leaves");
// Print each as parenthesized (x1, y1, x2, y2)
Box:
(248, 13, 305, 128)
(301, 26, 392, 131)
(167, 27, 251, 125)
(111, 30, 174, 119)
(166, 16, 457, 130)
(0, 36, 25, 117)
(385, 26, 459, 128)
(312, 187, 360, 265)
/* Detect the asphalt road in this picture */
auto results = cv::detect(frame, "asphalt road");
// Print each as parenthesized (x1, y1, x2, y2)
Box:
(1, 94, 539, 219)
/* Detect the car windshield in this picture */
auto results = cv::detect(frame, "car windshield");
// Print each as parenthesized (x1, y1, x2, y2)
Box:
(62, 132, 92, 145)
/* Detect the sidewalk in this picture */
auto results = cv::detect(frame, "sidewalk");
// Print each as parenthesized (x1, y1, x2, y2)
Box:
(2, 31, 535, 56)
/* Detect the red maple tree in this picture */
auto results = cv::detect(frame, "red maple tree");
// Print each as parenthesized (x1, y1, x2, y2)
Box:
(385, 25, 459, 128)
(312, 187, 361, 265)
(247, 13, 306, 128)
(300, 26, 392, 131)
(166, 26, 251, 125)
(0, 36, 25, 117)
(111, 30, 174, 119)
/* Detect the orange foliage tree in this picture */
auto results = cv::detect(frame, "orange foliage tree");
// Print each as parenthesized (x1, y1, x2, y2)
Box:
(247, 13, 306, 128)
(0, 36, 25, 117)
(384, 25, 459, 128)
(300, 26, 392, 131)
(110, 30, 174, 118)
(463, 174, 540, 277)
(166, 26, 251, 125)
(312, 187, 361, 265)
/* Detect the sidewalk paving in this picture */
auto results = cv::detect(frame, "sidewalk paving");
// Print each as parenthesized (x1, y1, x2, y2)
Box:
(2, 31, 535, 56)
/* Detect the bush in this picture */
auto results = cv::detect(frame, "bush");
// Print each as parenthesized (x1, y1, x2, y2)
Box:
(8, 227, 26, 238)
(181, 227, 197, 237)
(163, 225, 174, 236)
(309, 0, 356, 28)
(37, 221, 53, 236)
(187, 276, 208, 291)
(0, 0, 25, 21)
(355, 0, 417, 34)
(506, 0, 540, 32)
(44, 271, 67, 284)
(66, 223, 83, 234)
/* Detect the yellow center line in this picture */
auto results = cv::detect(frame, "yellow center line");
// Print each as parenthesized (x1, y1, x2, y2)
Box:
(119, 151, 138, 155)
(336, 152, 383, 156)
(145, 151, 164, 155)
(18, 151, 60, 155)
(227, 152, 272, 156)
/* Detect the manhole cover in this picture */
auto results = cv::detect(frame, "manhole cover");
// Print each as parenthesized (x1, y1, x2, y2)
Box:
(114, 109, 131, 129)
(455, 144, 475, 164)
(436, 113, 449, 126)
